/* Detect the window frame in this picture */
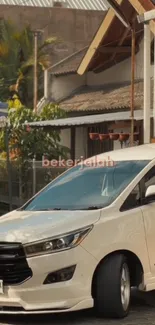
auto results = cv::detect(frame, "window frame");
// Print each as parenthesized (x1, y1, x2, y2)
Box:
(120, 165, 155, 212)
(120, 182, 142, 212)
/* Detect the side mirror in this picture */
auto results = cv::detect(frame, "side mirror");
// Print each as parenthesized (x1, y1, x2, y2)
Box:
(145, 185, 155, 202)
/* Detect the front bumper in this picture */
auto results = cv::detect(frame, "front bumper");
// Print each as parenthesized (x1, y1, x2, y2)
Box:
(0, 245, 97, 313)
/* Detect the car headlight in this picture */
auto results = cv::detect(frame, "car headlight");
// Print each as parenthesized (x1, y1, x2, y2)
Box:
(24, 225, 93, 257)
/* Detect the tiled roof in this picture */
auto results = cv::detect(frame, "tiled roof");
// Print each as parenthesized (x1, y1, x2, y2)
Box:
(0, 0, 108, 9)
(49, 47, 88, 76)
(59, 80, 146, 112)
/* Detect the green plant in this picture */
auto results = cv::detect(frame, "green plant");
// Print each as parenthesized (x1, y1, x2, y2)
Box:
(0, 20, 60, 107)
(0, 104, 69, 162)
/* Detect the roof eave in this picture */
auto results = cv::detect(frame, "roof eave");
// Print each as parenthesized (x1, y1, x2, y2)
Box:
(51, 70, 77, 77)
(77, 0, 155, 76)
(77, 0, 123, 76)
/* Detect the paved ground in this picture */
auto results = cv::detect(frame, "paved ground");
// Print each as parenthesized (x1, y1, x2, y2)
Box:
(1, 291, 155, 325)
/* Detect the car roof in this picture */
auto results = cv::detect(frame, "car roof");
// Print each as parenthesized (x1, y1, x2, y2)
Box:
(85, 144, 155, 163)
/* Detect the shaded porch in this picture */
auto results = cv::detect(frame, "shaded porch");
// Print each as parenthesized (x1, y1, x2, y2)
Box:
(28, 110, 148, 161)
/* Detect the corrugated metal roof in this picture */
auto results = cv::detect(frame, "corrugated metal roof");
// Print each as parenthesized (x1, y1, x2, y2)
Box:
(0, 102, 8, 109)
(0, 0, 108, 9)
(0, 108, 8, 118)
(27, 110, 150, 128)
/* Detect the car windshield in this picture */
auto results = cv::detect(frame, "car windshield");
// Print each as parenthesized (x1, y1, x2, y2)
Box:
(22, 160, 149, 211)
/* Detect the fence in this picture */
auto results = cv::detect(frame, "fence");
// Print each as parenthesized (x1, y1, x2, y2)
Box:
(0, 159, 68, 212)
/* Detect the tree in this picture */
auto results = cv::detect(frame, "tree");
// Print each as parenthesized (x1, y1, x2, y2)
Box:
(0, 19, 59, 107)
(0, 104, 69, 162)
(0, 104, 69, 202)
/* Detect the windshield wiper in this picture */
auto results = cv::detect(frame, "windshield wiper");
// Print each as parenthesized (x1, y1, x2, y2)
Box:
(51, 206, 102, 210)
(39, 208, 62, 211)
(81, 206, 103, 210)
(29, 206, 102, 211)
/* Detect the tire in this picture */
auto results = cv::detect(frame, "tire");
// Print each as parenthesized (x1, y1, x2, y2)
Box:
(94, 254, 131, 318)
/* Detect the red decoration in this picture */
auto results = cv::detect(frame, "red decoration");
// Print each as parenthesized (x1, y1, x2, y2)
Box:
(109, 133, 119, 140)
(89, 133, 99, 140)
(99, 134, 109, 141)
(119, 133, 130, 142)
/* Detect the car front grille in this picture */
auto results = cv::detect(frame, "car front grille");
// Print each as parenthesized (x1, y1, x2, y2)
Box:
(0, 242, 32, 285)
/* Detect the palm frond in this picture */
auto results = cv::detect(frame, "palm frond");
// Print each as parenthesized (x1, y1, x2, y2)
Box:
(38, 54, 51, 69)
(21, 56, 34, 70)
(38, 37, 60, 52)
(0, 42, 9, 57)
(0, 19, 59, 106)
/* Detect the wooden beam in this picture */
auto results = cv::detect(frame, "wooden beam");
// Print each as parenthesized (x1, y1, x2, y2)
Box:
(78, 0, 155, 76)
(94, 12, 139, 73)
(108, 120, 141, 130)
(94, 27, 131, 73)
(77, 0, 123, 76)
(129, 0, 155, 35)
(98, 46, 132, 53)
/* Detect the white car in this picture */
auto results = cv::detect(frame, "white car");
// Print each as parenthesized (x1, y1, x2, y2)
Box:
(1, 144, 155, 318)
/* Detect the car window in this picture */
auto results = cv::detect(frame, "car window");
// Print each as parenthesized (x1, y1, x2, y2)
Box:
(120, 165, 155, 212)
(144, 166, 155, 189)
(21, 160, 149, 211)
(120, 184, 141, 212)
(140, 166, 155, 200)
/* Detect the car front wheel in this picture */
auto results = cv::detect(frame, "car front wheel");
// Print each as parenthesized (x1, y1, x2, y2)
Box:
(94, 254, 131, 318)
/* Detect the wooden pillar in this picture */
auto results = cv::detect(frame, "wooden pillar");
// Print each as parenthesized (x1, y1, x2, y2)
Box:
(144, 23, 151, 143)
(139, 121, 143, 145)
(71, 127, 76, 161)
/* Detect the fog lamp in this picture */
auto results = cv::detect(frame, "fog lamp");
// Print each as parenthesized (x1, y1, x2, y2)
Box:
(43, 265, 76, 284)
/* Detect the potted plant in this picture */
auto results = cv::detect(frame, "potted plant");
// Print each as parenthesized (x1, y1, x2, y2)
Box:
(119, 133, 130, 142)
(109, 133, 119, 141)
(89, 133, 99, 140)
(99, 134, 109, 141)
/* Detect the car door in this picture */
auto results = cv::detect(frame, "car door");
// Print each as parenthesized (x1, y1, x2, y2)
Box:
(119, 183, 150, 265)
(140, 166, 155, 275)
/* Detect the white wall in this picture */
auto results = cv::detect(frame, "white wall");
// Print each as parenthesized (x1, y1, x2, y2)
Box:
(50, 39, 152, 103)
(50, 40, 145, 158)
(60, 129, 71, 151)
(60, 127, 87, 160)
(51, 74, 86, 102)
(87, 39, 144, 86)
(75, 127, 87, 159)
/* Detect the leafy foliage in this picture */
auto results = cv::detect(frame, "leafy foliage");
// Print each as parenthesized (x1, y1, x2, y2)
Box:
(0, 104, 69, 163)
(7, 93, 23, 109)
(0, 20, 59, 107)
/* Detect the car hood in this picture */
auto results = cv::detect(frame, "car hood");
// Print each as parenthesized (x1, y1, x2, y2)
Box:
(0, 209, 101, 244)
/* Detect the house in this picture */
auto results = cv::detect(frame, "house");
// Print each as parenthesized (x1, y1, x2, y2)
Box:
(36, 0, 155, 161)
